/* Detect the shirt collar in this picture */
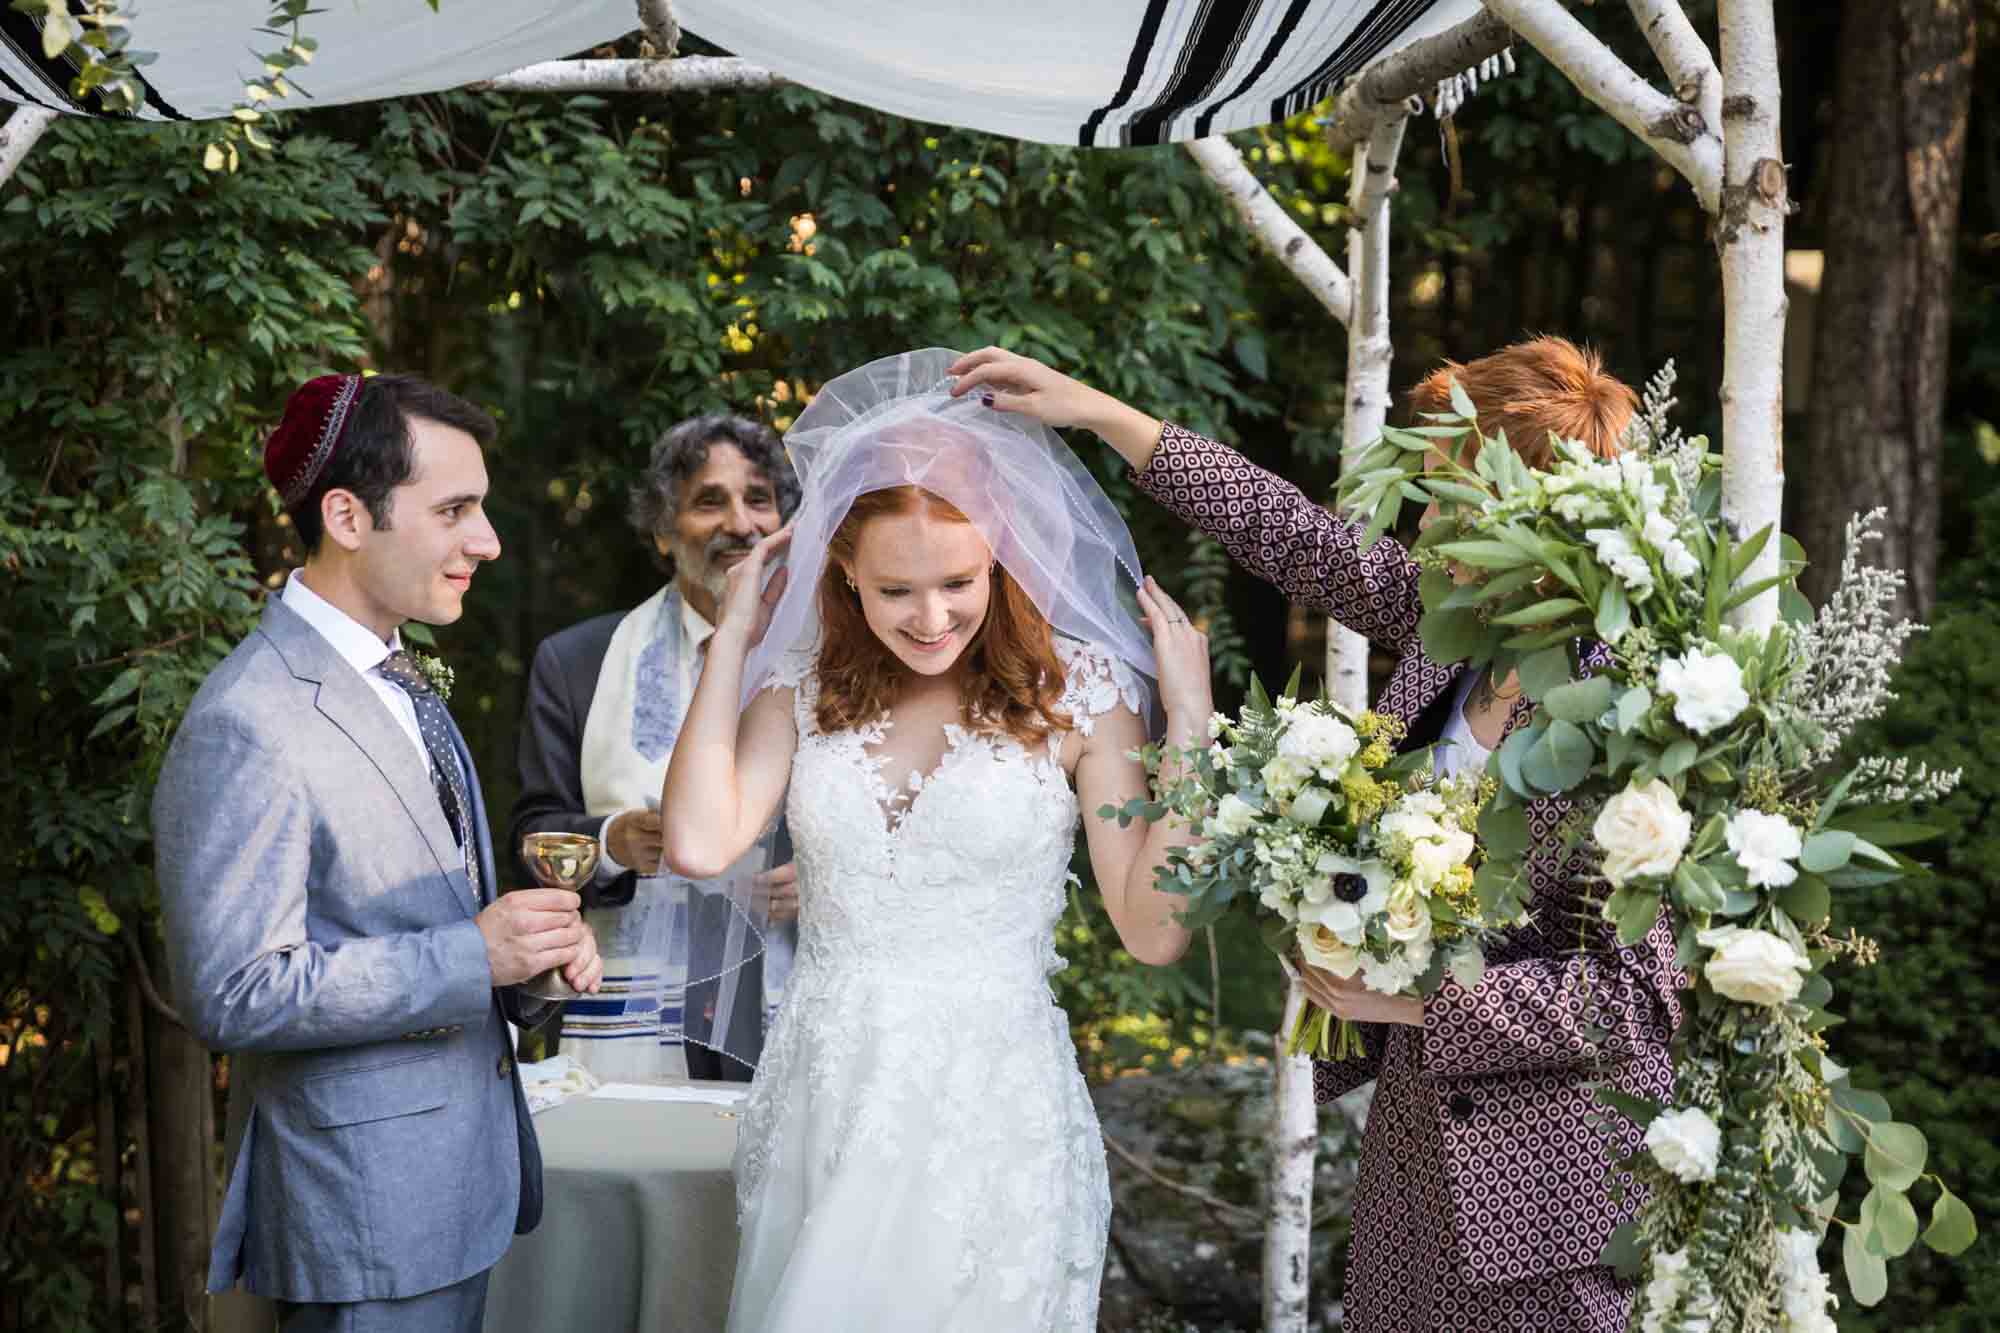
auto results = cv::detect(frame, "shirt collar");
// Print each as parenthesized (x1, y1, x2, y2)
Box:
(677, 586, 716, 652)
(283, 569, 403, 676)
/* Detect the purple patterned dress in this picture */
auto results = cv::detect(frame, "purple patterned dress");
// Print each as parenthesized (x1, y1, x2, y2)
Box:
(1133, 424, 1683, 1333)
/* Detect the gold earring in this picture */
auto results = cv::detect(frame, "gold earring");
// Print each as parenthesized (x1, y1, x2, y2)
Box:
(845, 575, 857, 592)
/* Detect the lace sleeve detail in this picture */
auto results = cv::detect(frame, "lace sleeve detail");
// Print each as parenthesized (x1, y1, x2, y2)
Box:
(1053, 637, 1144, 738)
(754, 646, 819, 735)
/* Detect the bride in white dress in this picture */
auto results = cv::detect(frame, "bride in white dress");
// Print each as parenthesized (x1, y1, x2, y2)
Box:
(660, 350, 1215, 1331)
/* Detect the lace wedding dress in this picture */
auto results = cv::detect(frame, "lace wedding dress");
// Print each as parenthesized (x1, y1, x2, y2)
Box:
(724, 638, 1140, 1332)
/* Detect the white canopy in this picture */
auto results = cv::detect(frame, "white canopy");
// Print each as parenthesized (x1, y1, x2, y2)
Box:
(5, 0, 1476, 143)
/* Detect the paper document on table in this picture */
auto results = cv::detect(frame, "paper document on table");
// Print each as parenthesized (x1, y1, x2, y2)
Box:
(593, 1082, 747, 1107)
(518, 1053, 600, 1115)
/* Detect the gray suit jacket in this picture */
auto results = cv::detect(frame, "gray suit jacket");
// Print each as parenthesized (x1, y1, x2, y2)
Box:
(153, 598, 548, 1303)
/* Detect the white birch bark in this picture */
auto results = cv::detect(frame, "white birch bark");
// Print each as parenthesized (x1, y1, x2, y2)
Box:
(1481, 0, 1723, 211)
(1628, 0, 1723, 134)
(1715, 0, 1787, 629)
(476, 56, 783, 96)
(1184, 137, 1353, 324)
(0, 106, 58, 192)
(1184, 132, 1353, 1331)
(1263, 977, 1318, 1333)
(1333, 117, 1408, 717)
(1323, 7, 1514, 154)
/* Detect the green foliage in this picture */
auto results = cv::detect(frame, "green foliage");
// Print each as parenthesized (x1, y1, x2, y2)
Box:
(0, 116, 386, 1328)
(1830, 503, 2000, 1330)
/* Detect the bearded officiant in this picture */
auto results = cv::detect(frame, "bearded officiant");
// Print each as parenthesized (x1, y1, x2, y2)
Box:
(510, 414, 801, 1082)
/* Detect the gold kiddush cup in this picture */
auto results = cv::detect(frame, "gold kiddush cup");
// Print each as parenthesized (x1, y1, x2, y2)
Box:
(519, 830, 600, 1002)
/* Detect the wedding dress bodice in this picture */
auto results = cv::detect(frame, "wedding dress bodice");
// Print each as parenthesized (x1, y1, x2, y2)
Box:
(724, 638, 1140, 1332)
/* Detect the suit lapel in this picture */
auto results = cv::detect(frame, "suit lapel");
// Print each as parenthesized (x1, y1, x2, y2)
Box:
(259, 601, 476, 918)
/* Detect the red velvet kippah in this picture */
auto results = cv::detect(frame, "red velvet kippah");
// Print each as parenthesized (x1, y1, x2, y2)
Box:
(264, 373, 363, 507)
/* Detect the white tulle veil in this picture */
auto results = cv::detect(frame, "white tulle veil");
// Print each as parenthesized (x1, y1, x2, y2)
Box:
(739, 346, 1159, 712)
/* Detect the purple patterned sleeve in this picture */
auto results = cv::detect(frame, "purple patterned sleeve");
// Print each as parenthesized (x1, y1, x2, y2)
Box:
(1420, 810, 1682, 1078)
(1132, 423, 1424, 654)
(1312, 1036, 1383, 1103)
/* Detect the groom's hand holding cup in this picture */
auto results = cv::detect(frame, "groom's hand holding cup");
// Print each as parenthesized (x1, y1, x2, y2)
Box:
(477, 888, 600, 990)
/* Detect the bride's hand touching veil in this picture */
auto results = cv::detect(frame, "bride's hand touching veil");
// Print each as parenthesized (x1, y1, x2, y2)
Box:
(946, 347, 1164, 472)
(662, 522, 796, 881)
(712, 523, 794, 653)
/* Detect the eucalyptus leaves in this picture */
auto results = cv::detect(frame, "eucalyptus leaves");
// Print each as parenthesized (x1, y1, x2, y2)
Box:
(1339, 364, 1974, 1327)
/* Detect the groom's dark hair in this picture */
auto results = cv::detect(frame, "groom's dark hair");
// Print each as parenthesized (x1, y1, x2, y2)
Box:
(289, 374, 496, 553)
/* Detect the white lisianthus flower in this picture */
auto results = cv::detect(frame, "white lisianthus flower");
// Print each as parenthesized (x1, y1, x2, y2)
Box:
(1378, 807, 1446, 848)
(1276, 710, 1360, 778)
(1776, 1229, 1838, 1333)
(1620, 454, 1668, 510)
(1553, 490, 1612, 525)
(1260, 884, 1298, 922)
(1299, 854, 1392, 944)
(1587, 527, 1656, 600)
(1296, 920, 1363, 977)
(1381, 890, 1434, 946)
(1406, 836, 1462, 890)
(1639, 1248, 1692, 1333)
(1209, 793, 1258, 840)
(1725, 809, 1803, 888)
(1592, 779, 1693, 887)
(1643, 1106, 1723, 1182)
(1698, 925, 1811, 1006)
(1641, 511, 1701, 580)
(1657, 647, 1751, 735)
(1359, 942, 1430, 995)
(1261, 754, 1313, 800)
(1206, 712, 1230, 740)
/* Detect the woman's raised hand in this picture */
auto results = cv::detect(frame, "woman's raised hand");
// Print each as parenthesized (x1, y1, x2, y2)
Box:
(714, 523, 793, 653)
(947, 347, 1164, 471)
(1135, 576, 1213, 735)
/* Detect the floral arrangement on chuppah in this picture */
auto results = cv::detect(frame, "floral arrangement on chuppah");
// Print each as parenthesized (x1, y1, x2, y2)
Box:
(1338, 366, 1975, 1330)
(1103, 673, 1496, 1062)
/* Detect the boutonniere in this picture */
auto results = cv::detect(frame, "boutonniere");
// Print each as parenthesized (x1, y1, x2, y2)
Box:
(414, 650, 455, 701)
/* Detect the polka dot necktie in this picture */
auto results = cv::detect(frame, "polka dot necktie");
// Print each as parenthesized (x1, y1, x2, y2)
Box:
(379, 650, 482, 904)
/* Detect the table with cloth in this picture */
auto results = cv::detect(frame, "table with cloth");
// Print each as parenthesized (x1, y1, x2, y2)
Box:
(482, 1086, 744, 1333)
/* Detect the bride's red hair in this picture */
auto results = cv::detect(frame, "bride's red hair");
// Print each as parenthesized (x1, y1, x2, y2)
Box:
(816, 486, 1070, 747)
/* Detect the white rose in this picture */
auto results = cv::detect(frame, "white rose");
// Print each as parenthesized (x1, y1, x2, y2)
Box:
(1657, 648, 1750, 735)
(1378, 807, 1446, 848)
(1382, 890, 1434, 945)
(1277, 710, 1360, 777)
(1643, 1106, 1722, 1182)
(1296, 920, 1362, 977)
(1592, 779, 1693, 887)
(1210, 793, 1257, 839)
(1725, 809, 1803, 888)
(1299, 854, 1392, 944)
(1698, 925, 1810, 1006)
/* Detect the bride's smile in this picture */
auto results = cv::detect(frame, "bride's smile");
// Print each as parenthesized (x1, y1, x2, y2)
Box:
(839, 508, 995, 676)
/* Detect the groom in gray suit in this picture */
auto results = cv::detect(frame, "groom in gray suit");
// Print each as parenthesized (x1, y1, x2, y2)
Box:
(154, 372, 603, 1332)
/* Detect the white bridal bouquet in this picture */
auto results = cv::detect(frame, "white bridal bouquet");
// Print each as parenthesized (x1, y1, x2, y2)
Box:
(1104, 672, 1494, 1060)
(1341, 366, 1976, 1329)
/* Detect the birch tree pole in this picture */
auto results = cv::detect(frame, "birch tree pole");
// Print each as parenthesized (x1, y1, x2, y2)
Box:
(1180, 14, 1515, 1323)
(1482, 0, 1788, 629)
(0, 105, 58, 191)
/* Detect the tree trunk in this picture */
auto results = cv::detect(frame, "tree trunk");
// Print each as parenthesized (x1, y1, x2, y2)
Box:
(1717, 0, 1790, 630)
(1798, 0, 1975, 620)
(1261, 979, 1318, 1333)
(146, 936, 217, 1333)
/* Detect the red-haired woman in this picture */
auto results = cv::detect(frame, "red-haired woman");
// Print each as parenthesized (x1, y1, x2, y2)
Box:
(661, 350, 1215, 1332)
(949, 340, 1681, 1333)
